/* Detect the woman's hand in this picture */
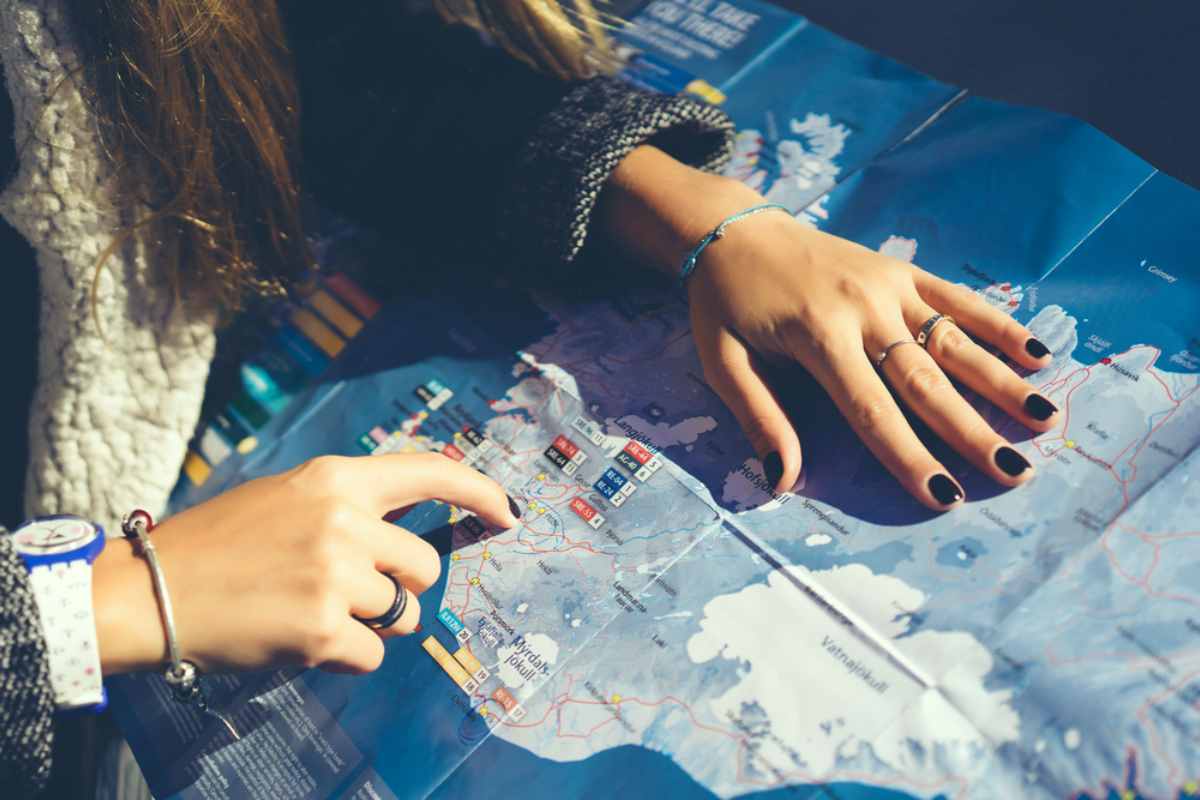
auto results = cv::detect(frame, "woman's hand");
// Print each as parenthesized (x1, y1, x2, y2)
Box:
(601, 146, 1061, 511)
(94, 453, 519, 675)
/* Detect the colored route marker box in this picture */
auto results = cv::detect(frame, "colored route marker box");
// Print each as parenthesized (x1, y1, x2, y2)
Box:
(491, 687, 526, 721)
(569, 497, 606, 529)
(571, 415, 606, 447)
(453, 647, 491, 684)
(602, 467, 629, 490)
(552, 434, 580, 459)
(593, 477, 628, 507)
(491, 686, 518, 712)
(437, 608, 472, 644)
(421, 636, 478, 695)
(414, 379, 454, 410)
(623, 440, 655, 465)
(552, 434, 588, 466)
(543, 444, 578, 476)
(614, 450, 642, 475)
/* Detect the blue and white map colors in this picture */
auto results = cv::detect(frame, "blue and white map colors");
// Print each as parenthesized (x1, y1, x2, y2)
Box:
(108, 1, 1200, 799)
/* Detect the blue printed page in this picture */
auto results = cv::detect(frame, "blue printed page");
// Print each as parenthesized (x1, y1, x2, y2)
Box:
(617, 0, 805, 95)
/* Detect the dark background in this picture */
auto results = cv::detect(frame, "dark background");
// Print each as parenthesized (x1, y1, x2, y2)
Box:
(770, 0, 1200, 188)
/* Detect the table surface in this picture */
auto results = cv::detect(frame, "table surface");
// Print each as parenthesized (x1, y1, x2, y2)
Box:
(771, 0, 1200, 188)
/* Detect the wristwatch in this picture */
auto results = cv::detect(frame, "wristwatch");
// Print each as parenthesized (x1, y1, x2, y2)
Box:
(8, 515, 108, 711)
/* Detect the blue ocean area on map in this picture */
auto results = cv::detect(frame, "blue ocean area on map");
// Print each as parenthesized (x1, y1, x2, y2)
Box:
(109, 0, 1200, 798)
(819, 97, 1154, 288)
(1026, 172, 1200, 375)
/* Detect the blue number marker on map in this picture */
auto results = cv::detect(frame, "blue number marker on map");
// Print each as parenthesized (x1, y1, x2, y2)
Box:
(602, 467, 628, 490)
(437, 609, 463, 636)
(592, 478, 618, 500)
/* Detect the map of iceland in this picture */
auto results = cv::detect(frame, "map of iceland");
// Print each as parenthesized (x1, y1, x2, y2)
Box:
(182, 159, 1199, 800)
(379, 165, 1200, 799)
(381, 363, 1028, 798)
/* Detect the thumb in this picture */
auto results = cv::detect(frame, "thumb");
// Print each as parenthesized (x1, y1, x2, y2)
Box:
(694, 321, 802, 493)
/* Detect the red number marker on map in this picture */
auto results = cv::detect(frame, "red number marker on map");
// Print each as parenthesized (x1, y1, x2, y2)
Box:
(570, 497, 606, 530)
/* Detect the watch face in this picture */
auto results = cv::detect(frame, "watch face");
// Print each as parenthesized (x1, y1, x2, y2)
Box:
(12, 517, 99, 557)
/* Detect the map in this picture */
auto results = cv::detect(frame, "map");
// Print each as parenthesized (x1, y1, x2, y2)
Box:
(107, 1, 1200, 799)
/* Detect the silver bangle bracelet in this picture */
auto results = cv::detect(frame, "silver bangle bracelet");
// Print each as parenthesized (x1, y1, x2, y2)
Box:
(121, 509, 239, 739)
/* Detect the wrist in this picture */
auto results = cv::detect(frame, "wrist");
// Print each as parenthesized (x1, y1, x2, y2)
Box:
(600, 145, 763, 277)
(93, 537, 167, 675)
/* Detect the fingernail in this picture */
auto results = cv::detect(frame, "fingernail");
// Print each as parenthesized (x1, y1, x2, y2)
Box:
(1024, 394, 1058, 421)
(1025, 338, 1051, 359)
(994, 446, 1032, 476)
(928, 474, 963, 506)
(507, 496, 522, 520)
(763, 452, 783, 488)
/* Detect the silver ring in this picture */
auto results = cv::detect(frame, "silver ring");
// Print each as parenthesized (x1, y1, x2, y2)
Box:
(356, 573, 408, 630)
(873, 338, 919, 370)
(916, 313, 957, 348)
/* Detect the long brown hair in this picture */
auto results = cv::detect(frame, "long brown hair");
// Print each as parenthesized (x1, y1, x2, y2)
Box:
(64, 0, 305, 309)
(62, 0, 612, 310)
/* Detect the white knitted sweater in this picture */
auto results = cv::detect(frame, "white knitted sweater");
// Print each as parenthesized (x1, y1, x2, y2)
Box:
(0, 0, 216, 529)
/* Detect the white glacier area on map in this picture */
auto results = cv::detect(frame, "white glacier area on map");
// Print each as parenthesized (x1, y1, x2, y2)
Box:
(685, 564, 1019, 783)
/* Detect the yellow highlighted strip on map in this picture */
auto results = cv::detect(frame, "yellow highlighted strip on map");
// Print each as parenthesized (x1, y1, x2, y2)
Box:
(422, 636, 478, 694)
(308, 289, 364, 339)
(453, 646, 491, 683)
(290, 308, 345, 358)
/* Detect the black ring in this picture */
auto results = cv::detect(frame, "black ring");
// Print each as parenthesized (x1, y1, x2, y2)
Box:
(355, 573, 408, 629)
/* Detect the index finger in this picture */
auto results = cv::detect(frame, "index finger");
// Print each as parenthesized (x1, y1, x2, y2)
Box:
(346, 452, 520, 529)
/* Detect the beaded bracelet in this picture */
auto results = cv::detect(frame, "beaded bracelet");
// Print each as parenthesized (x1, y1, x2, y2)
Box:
(678, 202, 791, 286)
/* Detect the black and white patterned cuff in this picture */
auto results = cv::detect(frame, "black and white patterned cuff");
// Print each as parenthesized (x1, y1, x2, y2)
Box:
(501, 75, 735, 265)
(0, 539, 55, 796)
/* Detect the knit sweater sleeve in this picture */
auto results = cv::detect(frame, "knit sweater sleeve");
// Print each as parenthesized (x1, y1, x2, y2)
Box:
(0, 536, 54, 798)
(499, 76, 734, 266)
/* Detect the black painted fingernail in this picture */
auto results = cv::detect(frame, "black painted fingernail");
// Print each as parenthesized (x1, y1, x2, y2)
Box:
(508, 496, 522, 520)
(763, 452, 783, 488)
(1025, 338, 1051, 359)
(994, 446, 1031, 476)
(1024, 393, 1058, 421)
(928, 474, 963, 506)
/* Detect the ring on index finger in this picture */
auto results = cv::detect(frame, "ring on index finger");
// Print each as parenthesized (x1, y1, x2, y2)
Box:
(916, 313, 957, 348)
(355, 573, 408, 630)
(873, 338, 920, 370)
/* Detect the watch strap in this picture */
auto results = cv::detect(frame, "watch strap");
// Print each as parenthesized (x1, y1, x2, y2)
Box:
(27, 560, 106, 710)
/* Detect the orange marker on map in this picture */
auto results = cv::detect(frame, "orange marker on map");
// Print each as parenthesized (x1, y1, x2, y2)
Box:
(422, 636, 479, 695)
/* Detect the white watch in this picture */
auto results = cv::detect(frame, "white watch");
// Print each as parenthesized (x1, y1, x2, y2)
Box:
(9, 515, 108, 711)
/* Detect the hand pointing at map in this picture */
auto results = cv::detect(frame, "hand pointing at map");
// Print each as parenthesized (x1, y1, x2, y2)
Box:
(92, 453, 520, 676)
(602, 146, 1061, 511)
